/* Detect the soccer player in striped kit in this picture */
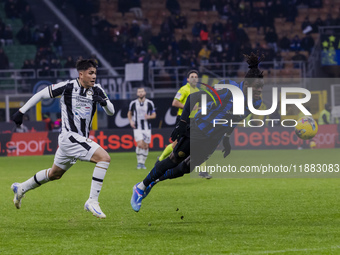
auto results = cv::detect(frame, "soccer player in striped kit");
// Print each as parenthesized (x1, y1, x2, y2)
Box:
(128, 87, 156, 169)
(11, 59, 114, 219)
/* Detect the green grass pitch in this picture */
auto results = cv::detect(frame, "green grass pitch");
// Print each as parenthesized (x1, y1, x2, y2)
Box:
(1, 149, 340, 254)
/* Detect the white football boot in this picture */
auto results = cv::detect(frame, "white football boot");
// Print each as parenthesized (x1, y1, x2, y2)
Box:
(11, 182, 25, 209)
(84, 199, 106, 219)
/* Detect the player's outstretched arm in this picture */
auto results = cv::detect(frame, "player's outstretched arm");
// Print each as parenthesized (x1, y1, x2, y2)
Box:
(102, 100, 115, 116)
(12, 87, 51, 125)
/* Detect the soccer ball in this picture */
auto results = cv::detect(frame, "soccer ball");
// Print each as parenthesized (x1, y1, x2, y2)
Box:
(295, 116, 318, 140)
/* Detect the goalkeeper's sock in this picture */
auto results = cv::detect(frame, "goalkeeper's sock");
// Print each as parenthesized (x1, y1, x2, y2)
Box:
(89, 161, 109, 201)
(159, 144, 173, 161)
(143, 157, 178, 186)
(20, 168, 51, 193)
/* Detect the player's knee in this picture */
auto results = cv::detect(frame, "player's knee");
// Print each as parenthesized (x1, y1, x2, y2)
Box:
(101, 153, 111, 163)
(169, 151, 184, 164)
(49, 170, 65, 180)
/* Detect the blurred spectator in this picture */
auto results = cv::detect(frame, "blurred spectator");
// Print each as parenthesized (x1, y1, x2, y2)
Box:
(166, 0, 180, 15)
(301, 16, 312, 32)
(0, 48, 9, 69)
(211, 20, 223, 35)
(312, 17, 324, 33)
(41, 24, 52, 47)
(130, 20, 140, 38)
(4, 24, 14, 45)
(301, 34, 314, 53)
(285, 2, 297, 22)
(198, 44, 211, 64)
(252, 9, 265, 33)
(177, 12, 187, 29)
(21, 59, 34, 77)
(292, 51, 307, 68)
(265, 27, 278, 52)
(12, 124, 29, 133)
(21, 5, 35, 28)
(273, 51, 284, 69)
(335, 13, 340, 26)
(235, 24, 249, 45)
(191, 37, 202, 54)
(110, 36, 124, 66)
(43, 113, 53, 131)
(178, 34, 191, 53)
(192, 22, 202, 37)
(140, 18, 152, 42)
(188, 55, 199, 69)
(164, 54, 176, 68)
(53, 24, 63, 58)
(290, 35, 301, 51)
(212, 32, 223, 52)
(279, 34, 291, 52)
(148, 54, 162, 69)
(5, 0, 19, 19)
(200, 21, 209, 42)
(0, 19, 5, 45)
(52, 113, 62, 132)
(17, 24, 32, 44)
(160, 17, 174, 38)
(64, 56, 75, 68)
(50, 58, 62, 70)
(324, 13, 335, 26)
(129, 0, 143, 19)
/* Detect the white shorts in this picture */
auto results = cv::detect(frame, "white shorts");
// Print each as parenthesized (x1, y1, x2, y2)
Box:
(54, 132, 100, 170)
(133, 129, 151, 144)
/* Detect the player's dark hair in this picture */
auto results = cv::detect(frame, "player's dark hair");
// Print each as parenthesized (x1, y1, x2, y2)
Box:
(76, 59, 97, 71)
(243, 52, 265, 81)
(187, 69, 199, 78)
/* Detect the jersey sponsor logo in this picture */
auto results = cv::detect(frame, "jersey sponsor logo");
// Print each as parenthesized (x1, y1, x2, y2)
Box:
(87, 90, 93, 96)
(76, 96, 92, 107)
(164, 108, 177, 125)
(115, 109, 130, 127)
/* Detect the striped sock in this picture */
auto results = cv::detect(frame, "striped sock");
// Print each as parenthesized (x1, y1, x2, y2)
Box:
(140, 148, 149, 164)
(136, 147, 144, 164)
(89, 161, 109, 201)
(20, 168, 51, 193)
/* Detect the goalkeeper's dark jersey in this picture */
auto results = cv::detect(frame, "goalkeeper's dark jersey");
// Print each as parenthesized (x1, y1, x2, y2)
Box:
(192, 79, 262, 138)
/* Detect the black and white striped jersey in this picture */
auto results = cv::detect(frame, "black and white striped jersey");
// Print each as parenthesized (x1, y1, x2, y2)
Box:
(49, 78, 108, 138)
(128, 98, 155, 130)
